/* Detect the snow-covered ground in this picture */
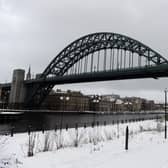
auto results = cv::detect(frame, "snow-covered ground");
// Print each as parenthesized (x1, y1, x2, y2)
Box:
(0, 119, 168, 168)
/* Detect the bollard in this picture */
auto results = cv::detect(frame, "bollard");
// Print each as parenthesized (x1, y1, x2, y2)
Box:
(42, 125, 44, 134)
(11, 126, 14, 137)
(91, 122, 94, 128)
(75, 123, 78, 130)
(66, 124, 68, 131)
(104, 121, 106, 126)
(75, 123, 79, 147)
(84, 123, 86, 129)
(125, 126, 129, 150)
(60, 123, 62, 131)
(28, 125, 31, 135)
(97, 121, 99, 127)
(55, 125, 57, 132)
(117, 121, 119, 138)
(165, 124, 167, 139)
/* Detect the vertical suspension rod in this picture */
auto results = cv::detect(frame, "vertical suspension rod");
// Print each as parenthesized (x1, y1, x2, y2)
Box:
(138, 46, 141, 67)
(148, 50, 150, 66)
(112, 49, 114, 70)
(145, 50, 148, 66)
(84, 55, 87, 73)
(72, 61, 75, 74)
(70, 65, 73, 75)
(129, 51, 131, 68)
(138, 54, 141, 67)
(104, 49, 107, 71)
(110, 49, 112, 70)
(120, 49, 123, 69)
(91, 52, 94, 73)
(85, 55, 88, 73)
(132, 52, 134, 68)
(75, 60, 78, 74)
(117, 49, 119, 70)
(78, 58, 81, 74)
(97, 50, 100, 72)
(80, 57, 83, 74)
(124, 49, 126, 69)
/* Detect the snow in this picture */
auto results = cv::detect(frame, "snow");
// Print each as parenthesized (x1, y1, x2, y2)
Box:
(1, 119, 168, 168)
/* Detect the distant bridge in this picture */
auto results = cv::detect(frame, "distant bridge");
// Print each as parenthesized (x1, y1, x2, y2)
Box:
(1, 32, 168, 108)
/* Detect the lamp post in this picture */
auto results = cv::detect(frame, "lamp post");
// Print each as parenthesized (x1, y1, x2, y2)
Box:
(90, 95, 100, 128)
(60, 95, 70, 128)
(59, 95, 70, 148)
(92, 95, 101, 112)
(165, 88, 167, 139)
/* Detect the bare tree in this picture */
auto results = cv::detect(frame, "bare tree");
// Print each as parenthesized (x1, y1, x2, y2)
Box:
(28, 132, 37, 157)
(43, 131, 53, 152)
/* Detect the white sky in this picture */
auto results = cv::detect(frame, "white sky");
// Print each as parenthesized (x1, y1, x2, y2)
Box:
(0, 0, 168, 102)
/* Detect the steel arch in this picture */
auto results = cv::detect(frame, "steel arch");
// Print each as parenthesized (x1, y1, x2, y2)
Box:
(41, 32, 168, 77)
(26, 32, 168, 107)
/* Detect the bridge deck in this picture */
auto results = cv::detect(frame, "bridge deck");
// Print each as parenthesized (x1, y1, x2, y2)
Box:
(25, 64, 168, 85)
(1, 64, 168, 89)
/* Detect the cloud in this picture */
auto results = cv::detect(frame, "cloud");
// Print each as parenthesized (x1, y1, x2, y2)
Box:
(0, 0, 168, 102)
(0, 0, 24, 32)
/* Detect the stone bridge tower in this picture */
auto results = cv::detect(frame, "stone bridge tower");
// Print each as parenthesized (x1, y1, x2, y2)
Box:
(9, 69, 26, 109)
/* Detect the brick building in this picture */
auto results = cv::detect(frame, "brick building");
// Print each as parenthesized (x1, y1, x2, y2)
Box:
(42, 89, 90, 112)
(41, 90, 162, 112)
(89, 95, 117, 112)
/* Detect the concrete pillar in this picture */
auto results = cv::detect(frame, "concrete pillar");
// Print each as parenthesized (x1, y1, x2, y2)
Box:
(9, 69, 26, 109)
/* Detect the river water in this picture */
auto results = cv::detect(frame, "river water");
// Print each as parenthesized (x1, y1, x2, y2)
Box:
(0, 111, 164, 134)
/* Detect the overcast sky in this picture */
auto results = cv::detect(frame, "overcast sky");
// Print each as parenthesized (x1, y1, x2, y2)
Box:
(0, 0, 168, 102)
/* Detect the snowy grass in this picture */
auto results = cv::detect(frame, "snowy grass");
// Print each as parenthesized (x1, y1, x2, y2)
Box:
(0, 119, 166, 168)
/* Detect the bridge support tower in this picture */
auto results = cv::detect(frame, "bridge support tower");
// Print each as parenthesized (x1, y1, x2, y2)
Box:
(9, 69, 26, 109)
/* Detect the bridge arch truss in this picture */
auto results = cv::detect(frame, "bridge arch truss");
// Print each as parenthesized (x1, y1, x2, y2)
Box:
(26, 32, 168, 108)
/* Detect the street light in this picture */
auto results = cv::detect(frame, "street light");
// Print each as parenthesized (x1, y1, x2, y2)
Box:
(92, 95, 101, 112)
(60, 95, 70, 128)
(60, 96, 70, 111)
(65, 96, 70, 111)
(59, 95, 70, 146)
(165, 88, 167, 139)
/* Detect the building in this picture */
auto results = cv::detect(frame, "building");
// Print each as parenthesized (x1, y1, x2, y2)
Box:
(141, 99, 155, 111)
(42, 91, 161, 113)
(115, 99, 124, 111)
(122, 97, 142, 111)
(42, 89, 90, 112)
(89, 95, 116, 112)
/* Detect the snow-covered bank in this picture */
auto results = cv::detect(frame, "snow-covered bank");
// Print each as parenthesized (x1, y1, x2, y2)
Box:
(0, 119, 167, 168)
(23, 132, 168, 168)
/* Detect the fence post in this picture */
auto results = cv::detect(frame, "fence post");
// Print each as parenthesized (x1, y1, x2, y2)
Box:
(66, 124, 68, 131)
(75, 123, 78, 147)
(104, 121, 106, 126)
(11, 126, 14, 137)
(92, 122, 94, 128)
(28, 125, 31, 135)
(55, 125, 57, 132)
(42, 124, 44, 134)
(75, 123, 78, 130)
(84, 123, 86, 129)
(117, 121, 119, 138)
(125, 126, 129, 150)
